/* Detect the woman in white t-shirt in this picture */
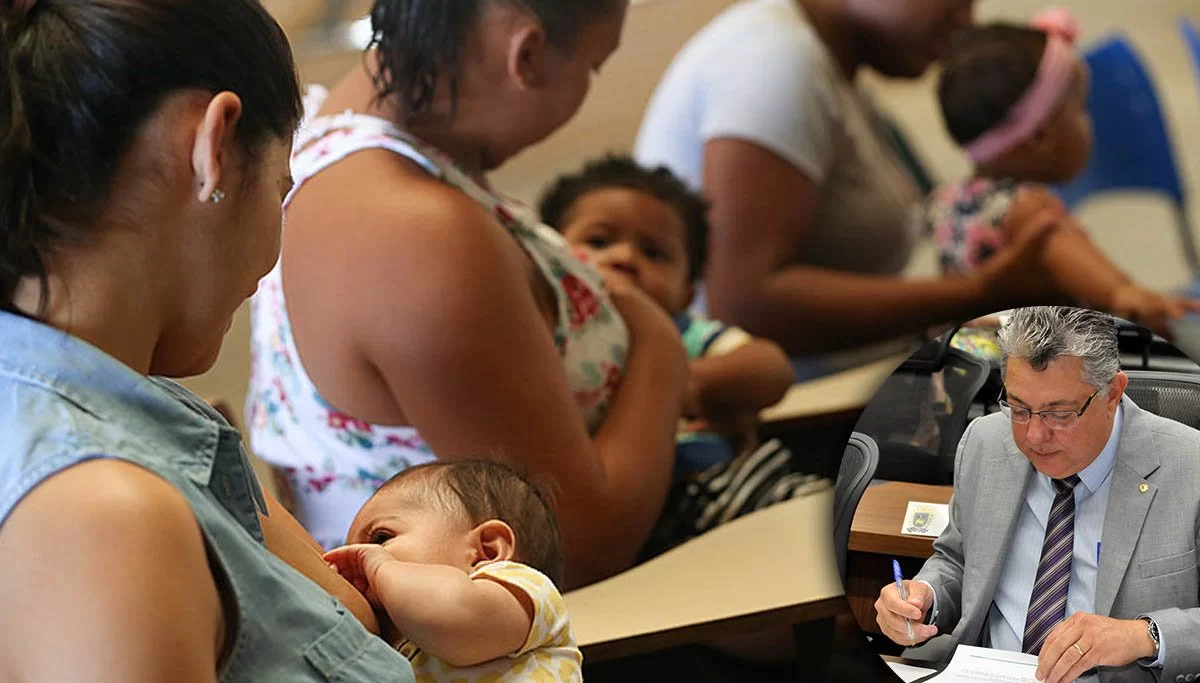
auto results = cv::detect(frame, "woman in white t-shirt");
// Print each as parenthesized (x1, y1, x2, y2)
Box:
(636, 0, 1071, 378)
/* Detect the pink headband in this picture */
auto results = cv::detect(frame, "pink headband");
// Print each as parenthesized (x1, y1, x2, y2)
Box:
(963, 8, 1080, 165)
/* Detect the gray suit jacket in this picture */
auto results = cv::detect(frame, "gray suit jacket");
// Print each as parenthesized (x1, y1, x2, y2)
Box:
(912, 396, 1200, 683)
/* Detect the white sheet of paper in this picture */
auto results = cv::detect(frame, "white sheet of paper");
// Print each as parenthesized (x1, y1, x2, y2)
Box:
(887, 661, 938, 682)
(901, 501, 950, 537)
(925, 645, 1039, 682)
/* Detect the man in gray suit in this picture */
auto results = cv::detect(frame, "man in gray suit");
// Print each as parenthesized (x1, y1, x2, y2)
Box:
(876, 307, 1200, 683)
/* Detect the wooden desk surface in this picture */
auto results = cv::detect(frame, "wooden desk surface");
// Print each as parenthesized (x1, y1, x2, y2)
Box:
(564, 487, 844, 662)
(849, 481, 954, 558)
(759, 351, 912, 425)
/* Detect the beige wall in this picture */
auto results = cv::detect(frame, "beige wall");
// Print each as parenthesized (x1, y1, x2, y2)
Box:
(184, 0, 1200, 421)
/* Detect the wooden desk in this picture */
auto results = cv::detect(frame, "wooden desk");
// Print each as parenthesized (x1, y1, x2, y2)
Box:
(565, 488, 845, 663)
(850, 482, 954, 557)
(845, 482, 954, 635)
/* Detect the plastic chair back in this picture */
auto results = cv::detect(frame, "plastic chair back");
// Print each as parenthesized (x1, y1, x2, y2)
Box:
(1057, 35, 1186, 208)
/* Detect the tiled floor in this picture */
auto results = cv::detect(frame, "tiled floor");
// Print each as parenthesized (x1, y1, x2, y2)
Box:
(184, 0, 1200, 429)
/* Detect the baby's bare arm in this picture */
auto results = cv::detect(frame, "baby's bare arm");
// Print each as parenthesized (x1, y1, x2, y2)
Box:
(690, 338, 794, 414)
(326, 545, 533, 667)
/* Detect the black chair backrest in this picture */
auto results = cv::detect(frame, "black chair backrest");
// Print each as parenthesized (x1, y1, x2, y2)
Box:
(833, 432, 880, 582)
(898, 326, 960, 374)
(855, 345, 989, 485)
(1124, 370, 1200, 430)
(935, 348, 991, 481)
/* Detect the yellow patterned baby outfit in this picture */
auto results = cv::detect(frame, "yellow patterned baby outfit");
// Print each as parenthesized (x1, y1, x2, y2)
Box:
(397, 561, 582, 682)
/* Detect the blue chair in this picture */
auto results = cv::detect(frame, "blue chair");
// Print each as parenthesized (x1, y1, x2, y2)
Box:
(1055, 34, 1198, 275)
(1183, 18, 1200, 82)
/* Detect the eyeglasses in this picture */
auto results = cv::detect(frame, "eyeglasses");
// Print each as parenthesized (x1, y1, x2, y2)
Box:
(998, 389, 1100, 430)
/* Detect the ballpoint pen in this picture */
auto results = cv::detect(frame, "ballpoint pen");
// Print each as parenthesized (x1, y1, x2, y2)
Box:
(893, 558, 915, 642)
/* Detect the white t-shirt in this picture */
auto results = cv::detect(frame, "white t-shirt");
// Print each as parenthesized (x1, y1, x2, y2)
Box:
(634, 0, 920, 277)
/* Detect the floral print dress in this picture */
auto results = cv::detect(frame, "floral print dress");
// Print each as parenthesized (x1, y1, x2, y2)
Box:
(246, 86, 630, 550)
(927, 177, 1022, 365)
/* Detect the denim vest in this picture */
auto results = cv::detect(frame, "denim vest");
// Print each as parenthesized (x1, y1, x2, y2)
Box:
(0, 312, 414, 682)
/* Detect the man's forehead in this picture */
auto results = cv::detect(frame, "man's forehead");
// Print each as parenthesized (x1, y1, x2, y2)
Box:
(1005, 356, 1092, 406)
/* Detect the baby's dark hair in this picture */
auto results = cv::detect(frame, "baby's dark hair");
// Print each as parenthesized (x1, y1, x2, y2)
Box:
(938, 24, 1051, 147)
(367, 0, 619, 122)
(379, 459, 565, 585)
(538, 155, 711, 282)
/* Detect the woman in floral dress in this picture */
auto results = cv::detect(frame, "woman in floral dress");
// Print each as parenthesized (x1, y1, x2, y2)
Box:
(247, 0, 689, 588)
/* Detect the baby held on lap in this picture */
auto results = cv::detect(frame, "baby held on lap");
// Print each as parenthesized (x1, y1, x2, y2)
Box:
(324, 460, 581, 683)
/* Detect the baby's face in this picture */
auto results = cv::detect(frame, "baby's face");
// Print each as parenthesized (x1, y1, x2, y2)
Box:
(560, 187, 693, 315)
(346, 485, 477, 574)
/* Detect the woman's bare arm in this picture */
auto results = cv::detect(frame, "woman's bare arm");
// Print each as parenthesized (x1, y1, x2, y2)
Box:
(332, 188, 688, 588)
(1037, 213, 1130, 310)
(702, 139, 1064, 354)
(690, 338, 794, 414)
(0, 460, 223, 683)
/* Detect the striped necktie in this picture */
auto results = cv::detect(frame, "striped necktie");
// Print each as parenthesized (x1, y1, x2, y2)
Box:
(1022, 474, 1082, 655)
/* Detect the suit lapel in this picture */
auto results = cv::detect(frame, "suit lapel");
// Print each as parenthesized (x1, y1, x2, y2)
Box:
(1096, 398, 1162, 616)
(961, 441, 1033, 645)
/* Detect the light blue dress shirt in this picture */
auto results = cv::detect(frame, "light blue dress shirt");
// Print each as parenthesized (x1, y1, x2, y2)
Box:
(982, 406, 1123, 682)
(983, 404, 1163, 679)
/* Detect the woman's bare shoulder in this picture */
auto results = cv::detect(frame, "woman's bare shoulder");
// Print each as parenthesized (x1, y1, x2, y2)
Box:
(3, 459, 207, 549)
(0, 459, 225, 682)
(289, 156, 519, 273)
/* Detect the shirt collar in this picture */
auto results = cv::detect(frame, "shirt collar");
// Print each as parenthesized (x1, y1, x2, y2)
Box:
(0, 310, 233, 488)
(1075, 402, 1123, 495)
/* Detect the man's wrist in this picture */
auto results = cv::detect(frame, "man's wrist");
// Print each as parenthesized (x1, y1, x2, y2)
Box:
(1135, 617, 1160, 662)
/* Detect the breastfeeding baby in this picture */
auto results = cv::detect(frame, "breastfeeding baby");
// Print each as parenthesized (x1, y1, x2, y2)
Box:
(324, 460, 581, 683)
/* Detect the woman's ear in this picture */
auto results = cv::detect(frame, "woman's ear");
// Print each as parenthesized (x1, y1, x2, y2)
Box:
(191, 91, 243, 203)
(507, 22, 549, 90)
(470, 519, 517, 567)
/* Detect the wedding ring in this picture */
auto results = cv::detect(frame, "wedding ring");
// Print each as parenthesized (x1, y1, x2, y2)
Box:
(1072, 643, 1086, 657)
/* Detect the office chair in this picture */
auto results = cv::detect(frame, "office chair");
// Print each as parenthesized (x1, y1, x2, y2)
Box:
(855, 332, 990, 486)
(832, 432, 879, 582)
(1112, 319, 1200, 374)
(1055, 34, 1199, 275)
(1124, 370, 1200, 430)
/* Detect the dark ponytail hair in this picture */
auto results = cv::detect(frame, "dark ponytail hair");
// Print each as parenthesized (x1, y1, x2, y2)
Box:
(0, 1, 39, 313)
(938, 24, 1049, 147)
(0, 0, 302, 316)
(368, 0, 618, 122)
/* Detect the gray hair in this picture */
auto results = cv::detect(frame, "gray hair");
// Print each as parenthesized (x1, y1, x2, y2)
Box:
(997, 307, 1120, 392)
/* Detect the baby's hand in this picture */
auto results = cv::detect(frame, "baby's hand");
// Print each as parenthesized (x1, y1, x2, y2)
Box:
(323, 544, 394, 602)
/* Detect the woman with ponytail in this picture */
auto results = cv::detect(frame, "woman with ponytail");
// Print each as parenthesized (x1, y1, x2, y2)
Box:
(0, 1, 415, 680)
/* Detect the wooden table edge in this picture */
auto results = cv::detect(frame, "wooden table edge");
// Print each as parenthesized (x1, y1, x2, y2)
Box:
(579, 596, 847, 663)
(847, 530, 938, 557)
